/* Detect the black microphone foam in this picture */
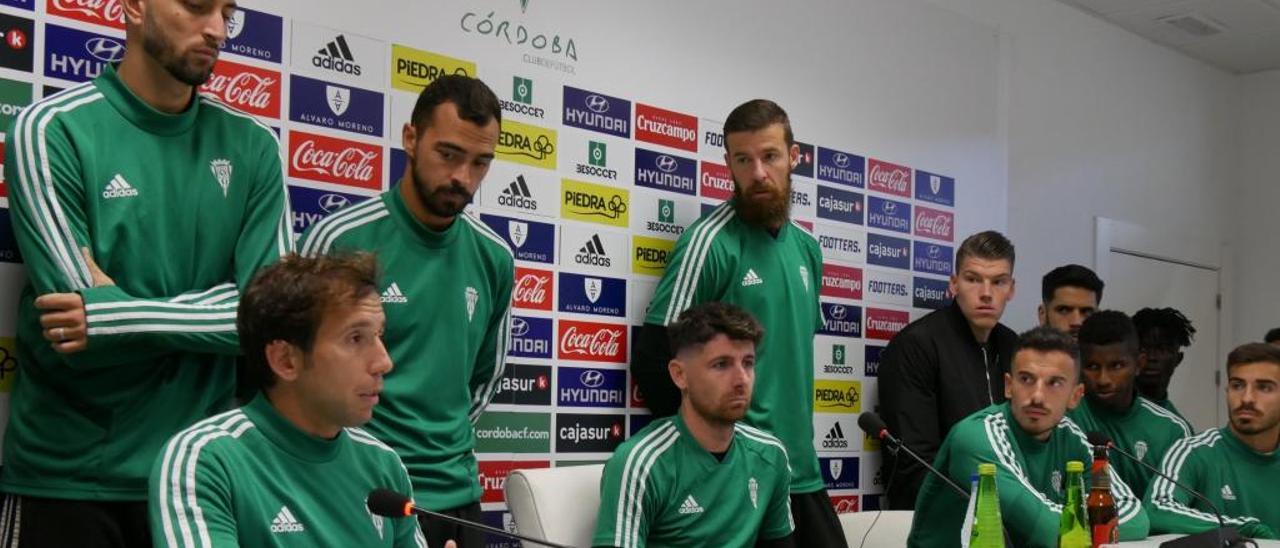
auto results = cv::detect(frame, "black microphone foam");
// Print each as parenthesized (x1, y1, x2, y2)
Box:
(367, 488, 413, 518)
(1086, 431, 1112, 447)
(858, 412, 887, 437)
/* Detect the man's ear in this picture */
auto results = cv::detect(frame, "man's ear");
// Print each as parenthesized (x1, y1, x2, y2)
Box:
(122, 0, 144, 27)
(669, 358, 688, 392)
(266, 340, 304, 384)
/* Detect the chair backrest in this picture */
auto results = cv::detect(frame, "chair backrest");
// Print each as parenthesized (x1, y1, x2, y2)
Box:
(840, 510, 915, 548)
(505, 464, 605, 548)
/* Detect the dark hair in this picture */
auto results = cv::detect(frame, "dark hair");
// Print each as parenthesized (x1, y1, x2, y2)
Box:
(1265, 328, 1280, 344)
(1226, 342, 1280, 372)
(954, 230, 1016, 272)
(1078, 310, 1138, 356)
(668, 302, 764, 355)
(722, 99, 795, 147)
(410, 74, 501, 132)
(1132, 307, 1196, 348)
(1014, 326, 1080, 374)
(238, 253, 380, 391)
(1041, 264, 1104, 303)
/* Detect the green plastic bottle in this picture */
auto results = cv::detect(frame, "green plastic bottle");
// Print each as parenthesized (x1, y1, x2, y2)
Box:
(1058, 460, 1091, 548)
(969, 463, 1006, 548)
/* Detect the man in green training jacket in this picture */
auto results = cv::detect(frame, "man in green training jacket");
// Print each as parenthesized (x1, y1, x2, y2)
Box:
(149, 253, 427, 548)
(1068, 310, 1192, 498)
(594, 302, 795, 548)
(907, 327, 1149, 548)
(298, 74, 512, 548)
(1147, 342, 1280, 539)
(0, 0, 291, 545)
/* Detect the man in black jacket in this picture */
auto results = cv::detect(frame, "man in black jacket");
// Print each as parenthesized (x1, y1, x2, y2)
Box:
(877, 230, 1019, 510)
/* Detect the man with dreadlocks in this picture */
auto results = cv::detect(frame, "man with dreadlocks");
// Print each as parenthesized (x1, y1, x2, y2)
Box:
(1132, 307, 1196, 421)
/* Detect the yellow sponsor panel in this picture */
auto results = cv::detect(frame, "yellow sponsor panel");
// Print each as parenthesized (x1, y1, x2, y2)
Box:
(390, 44, 476, 93)
(814, 380, 861, 414)
(561, 179, 629, 228)
(863, 430, 881, 452)
(0, 337, 17, 393)
(497, 119, 557, 170)
(632, 236, 675, 277)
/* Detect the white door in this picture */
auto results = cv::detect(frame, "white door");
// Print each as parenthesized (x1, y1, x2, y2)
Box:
(1094, 218, 1226, 432)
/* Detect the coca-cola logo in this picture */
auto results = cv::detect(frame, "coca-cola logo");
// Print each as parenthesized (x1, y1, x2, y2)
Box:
(868, 159, 911, 197)
(287, 131, 382, 191)
(201, 72, 275, 111)
(558, 322, 626, 363)
(513, 268, 552, 310)
(914, 207, 954, 241)
(50, 0, 125, 28)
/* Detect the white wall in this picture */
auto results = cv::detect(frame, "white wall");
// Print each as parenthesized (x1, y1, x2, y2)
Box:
(1232, 69, 1280, 346)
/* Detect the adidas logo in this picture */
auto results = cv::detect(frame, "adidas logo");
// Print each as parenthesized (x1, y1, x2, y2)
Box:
(381, 282, 408, 304)
(269, 505, 305, 534)
(574, 234, 611, 268)
(102, 174, 138, 199)
(741, 268, 763, 287)
(1221, 485, 1236, 501)
(677, 495, 704, 515)
(498, 175, 537, 210)
(312, 35, 362, 76)
(822, 422, 849, 449)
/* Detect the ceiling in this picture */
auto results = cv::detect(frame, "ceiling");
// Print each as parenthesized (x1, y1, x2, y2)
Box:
(1054, 0, 1280, 73)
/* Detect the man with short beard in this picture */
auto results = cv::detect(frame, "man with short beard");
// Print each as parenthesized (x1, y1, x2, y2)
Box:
(0, 1, 292, 545)
(298, 74, 513, 548)
(633, 100, 841, 546)
(596, 303, 795, 548)
(1147, 343, 1280, 539)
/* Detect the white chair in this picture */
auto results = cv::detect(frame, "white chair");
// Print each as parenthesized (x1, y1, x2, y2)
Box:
(505, 464, 604, 548)
(840, 510, 915, 548)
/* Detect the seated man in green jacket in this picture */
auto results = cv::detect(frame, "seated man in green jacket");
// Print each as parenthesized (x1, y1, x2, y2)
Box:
(908, 326, 1149, 548)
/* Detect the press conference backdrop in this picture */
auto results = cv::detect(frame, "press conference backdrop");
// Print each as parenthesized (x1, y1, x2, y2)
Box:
(0, 0, 1005, 543)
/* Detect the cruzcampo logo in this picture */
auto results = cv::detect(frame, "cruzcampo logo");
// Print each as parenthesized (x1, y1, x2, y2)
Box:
(588, 141, 606, 168)
(497, 119, 557, 170)
(0, 78, 32, 132)
(0, 337, 18, 394)
(473, 411, 552, 453)
(658, 199, 675, 224)
(833, 344, 845, 365)
(513, 76, 533, 105)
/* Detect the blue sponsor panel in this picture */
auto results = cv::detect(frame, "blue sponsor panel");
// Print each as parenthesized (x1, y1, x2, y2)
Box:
(0, 0, 31, 9)
(480, 213, 555, 264)
(562, 86, 630, 138)
(863, 494, 884, 511)
(288, 74, 384, 137)
(557, 366, 627, 408)
(819, 302, 862, 338)
(288, 185, 369, 235)
(481, 511, 520, 548)
(557, 272, 626, 317)
(865, 345, 884, 377)
(816, 147, 864, 188)
(792, 141, 815, 179)
(508, 315, 553, 359)
(700, 202, 717, 219)
(912, 242, 954, 276)
(0, 208, 23, 263)
(914, 169, 955, 207)
(816, 185, 863, 226)
(389, 147, 406, 186)
(913, 276, 951, 310)
(866, 196, 911, 234)
(44, 25, 123, 83)
(629, 412, 654, 436)
(634, 148, 696, 196)
(221, 7, 282, 63)
(820, 457, 860, 490)
(866, 233, 910, 270)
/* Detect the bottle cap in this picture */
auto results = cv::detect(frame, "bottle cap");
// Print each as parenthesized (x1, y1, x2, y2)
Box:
(978, 463, 997, 475)
(1066, 460, 1084, 472)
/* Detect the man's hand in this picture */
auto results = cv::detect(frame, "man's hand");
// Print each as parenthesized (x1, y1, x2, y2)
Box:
(34, 248, 114, 354)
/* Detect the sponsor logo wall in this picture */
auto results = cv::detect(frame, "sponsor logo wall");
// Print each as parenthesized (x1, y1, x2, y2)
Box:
(0, 0, 959, 525)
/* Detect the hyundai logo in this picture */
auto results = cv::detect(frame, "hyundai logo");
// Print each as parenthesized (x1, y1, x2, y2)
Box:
(928, 245, 941, 259)
(579, 370, 605, 388)
(585, 94, 609, 113)
(830, 305, 847, 320)
(882, 202, 897, 215)
(86, 37, 126, 63)
(511, 318, 530, 337)
(833, 153, 850, 169)
(318, 193, 351, 214)
(655, 154, 678, 173)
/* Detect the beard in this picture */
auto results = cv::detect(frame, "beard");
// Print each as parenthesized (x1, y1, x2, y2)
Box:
(734, 176, 791, 229)
(1230, 405, 1279, 435)
(141, 16, 218, 86)
(688, 390, 750, 426)
(412, 164, 474, 219)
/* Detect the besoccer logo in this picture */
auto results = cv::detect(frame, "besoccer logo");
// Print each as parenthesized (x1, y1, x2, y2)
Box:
(833, 345, 845, 365)
(513, 76, 533, 105)
(588, 141, 606, 168)
(658, 199, 675, 224)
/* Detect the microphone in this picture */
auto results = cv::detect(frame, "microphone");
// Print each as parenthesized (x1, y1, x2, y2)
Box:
(858, 412, 968, 499)
(367, 489, 576, 548)
(1085, 432, 1245, 548)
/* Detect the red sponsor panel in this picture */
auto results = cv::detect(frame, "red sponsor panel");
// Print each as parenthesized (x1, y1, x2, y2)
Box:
(821, 263, 863, 300)
(0, 141, 6, 198)
(700, 161, 733, 201)
(865, 307, 910, 341)
(478, 460, 549, 503)
(867, 158, 911, 198)
(557, 319, 627, 363)
(48, 0, 126, 29)
(199, 59, 282, 119)
(513, 267, 554, 311)
(288, 131, 383, 191)
(635, 103, 698, 152)
(629, 375, 645, 409)
(913, 205, 954, 242)
(795, 219, 813, 233)
(831, 495, 860, 514)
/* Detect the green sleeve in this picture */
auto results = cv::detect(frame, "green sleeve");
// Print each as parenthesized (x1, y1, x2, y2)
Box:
(392, 455, 428, 548)
(593, 449, 658, 548)
(760, 448, 795, 540)
(148, 433, 239, 548)
(946, 423, 1061, 547)
(469, 254, 514, 423)
(1147, 438, 1262, 534)
(643, 224, 727, 327)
